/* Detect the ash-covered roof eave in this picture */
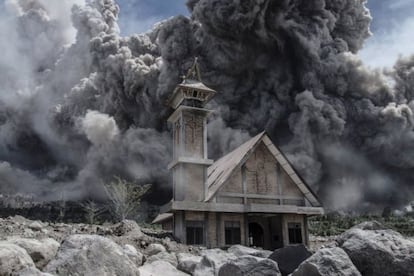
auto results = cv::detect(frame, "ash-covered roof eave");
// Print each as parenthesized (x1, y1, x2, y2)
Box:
(165, 82, 217, 109)
(151, 212, 173, 224)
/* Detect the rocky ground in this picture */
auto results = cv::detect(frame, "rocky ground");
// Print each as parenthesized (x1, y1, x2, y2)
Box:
(0, 216, 414, 276)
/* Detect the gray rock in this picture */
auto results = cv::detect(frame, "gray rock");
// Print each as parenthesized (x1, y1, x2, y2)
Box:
(7, 237, 60, 269)
(23, 228, 34, 237)
(0, 241, 36, 275)
(291, 247, 361, 276)
(12, 215, 30, 224)
(15, 267, 54, 276)
(193, 249, 238, 276)
(146, 243, 167, 256)
(162, 237, 181, 252)
(112, 220, 143, 237)
(45, 234, 139, 276)
(349, 220, 385, 231)
(268, 244, 312, 276)
(146, 251, 178, 267)
(139, 260, 189, 276)
(177, 253, 202, 275)
(337, 224, 414, 276)
(228, 244, 272, 258)
(28, 221, 44, 231)
(218, 255, 281, 276)
(123, 244, 143, 266)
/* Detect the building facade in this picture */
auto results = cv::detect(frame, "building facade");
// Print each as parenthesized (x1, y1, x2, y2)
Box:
(153, 60, 324, 250)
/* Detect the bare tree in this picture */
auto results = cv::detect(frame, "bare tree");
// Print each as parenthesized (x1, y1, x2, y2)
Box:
(103, 176, 151, 222)
(82, 200, 104, 224)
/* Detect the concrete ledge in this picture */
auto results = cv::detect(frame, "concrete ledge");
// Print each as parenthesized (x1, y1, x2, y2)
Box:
(162, 200, 324, 215)
(168, 157, 214, 169)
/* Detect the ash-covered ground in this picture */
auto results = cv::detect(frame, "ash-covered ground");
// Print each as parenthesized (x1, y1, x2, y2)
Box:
(0, 215, 414, 276)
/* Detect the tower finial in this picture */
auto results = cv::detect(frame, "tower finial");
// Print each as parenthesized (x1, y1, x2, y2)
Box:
(185, 57, 202, 82)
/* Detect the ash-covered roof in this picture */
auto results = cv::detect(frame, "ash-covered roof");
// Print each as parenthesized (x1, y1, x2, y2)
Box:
(205, 132, 321, 207)
(177, 79, 216, 92)
(205, 132, 266, 201)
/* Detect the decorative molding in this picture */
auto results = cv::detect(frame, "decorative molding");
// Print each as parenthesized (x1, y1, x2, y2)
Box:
(167, 106, 212, 123)
(218, 192, 305, 201)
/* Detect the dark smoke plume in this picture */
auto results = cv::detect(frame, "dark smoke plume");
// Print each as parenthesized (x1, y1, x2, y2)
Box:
(0, 0, 413, 211)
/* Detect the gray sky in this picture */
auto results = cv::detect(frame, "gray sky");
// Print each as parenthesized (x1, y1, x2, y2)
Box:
(115, 0, 413, 69)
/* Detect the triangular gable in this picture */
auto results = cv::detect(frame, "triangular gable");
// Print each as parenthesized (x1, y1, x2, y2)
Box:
(205, 132, 266, 201)
(205, 132, 321, 207)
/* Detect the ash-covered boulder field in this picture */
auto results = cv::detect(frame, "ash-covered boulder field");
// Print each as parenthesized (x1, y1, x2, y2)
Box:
(0, 216, 414, 276)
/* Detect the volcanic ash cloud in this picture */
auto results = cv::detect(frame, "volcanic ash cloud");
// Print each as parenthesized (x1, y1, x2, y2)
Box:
(0, 0, 413, 211)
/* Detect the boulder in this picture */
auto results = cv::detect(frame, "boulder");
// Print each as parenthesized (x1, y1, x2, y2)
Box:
(146, 243, 167, 256)
(193, 249, 238, 276)
(28, 221, 44, 231)
(0, 241, 36, 275)
(12, 215, 31, 225)
(123, 244, 143, 266)
(7, 237, 60, 269)
(146, 251, 178, 267)
(45, 234, 140, 276)
(112, 220, 143, 237)
(291, 247, 361, 276)
(218, 255, 281, 276)
(139, 260, 189, 276)
(177, 253, 202, 275)
(160, 237, 186, 253)
(228, 245, 273, 258)
(337, 224, 414, 276)
(23, 228, 34, 238)
(268, 244, 312, 276)
(15, 267, 54, 276)
(349, 220, 385, 231)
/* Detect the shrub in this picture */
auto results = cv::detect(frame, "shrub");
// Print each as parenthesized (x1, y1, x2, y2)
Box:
(82, 200, 104, 224)
(103, 176, 151, 222)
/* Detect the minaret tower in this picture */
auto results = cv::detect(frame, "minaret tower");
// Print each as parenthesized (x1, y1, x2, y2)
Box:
(166, 58, 216, 202)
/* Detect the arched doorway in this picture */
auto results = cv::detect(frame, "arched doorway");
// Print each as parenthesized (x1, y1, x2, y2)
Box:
(248, 222, 264, 248)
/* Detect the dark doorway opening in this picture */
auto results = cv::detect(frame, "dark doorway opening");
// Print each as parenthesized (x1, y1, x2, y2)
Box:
(248, 222, 264, 248)
(269, 215, 283, 249)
